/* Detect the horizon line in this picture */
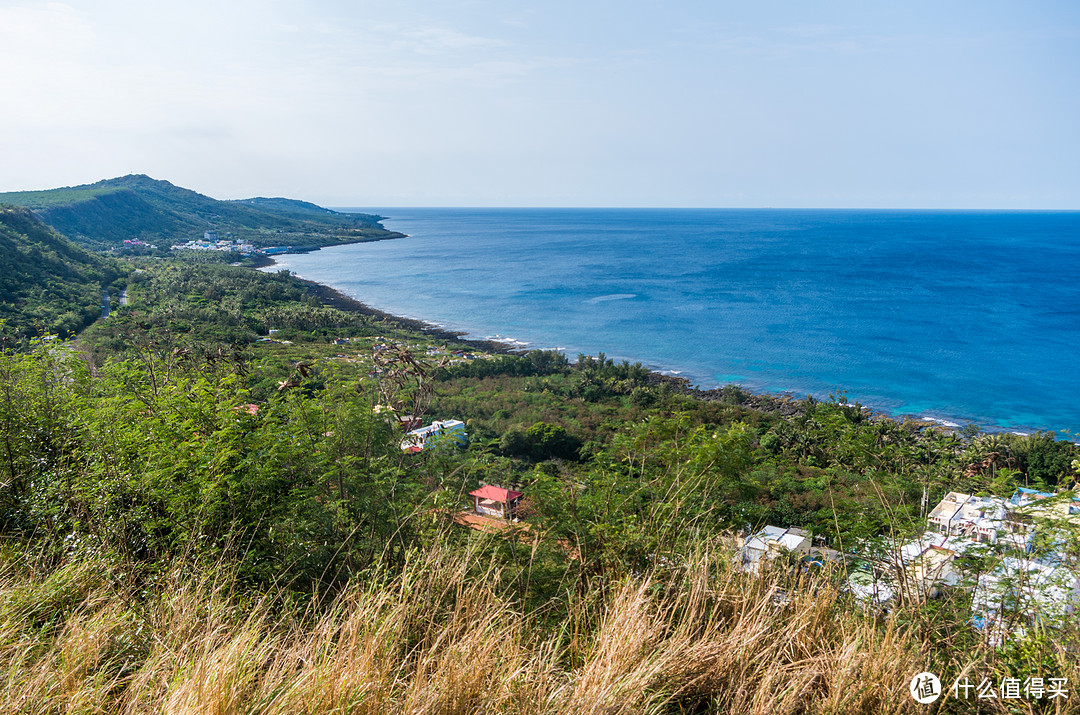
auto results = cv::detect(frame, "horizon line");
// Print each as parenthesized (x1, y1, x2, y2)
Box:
(328, 205, 1080, 212)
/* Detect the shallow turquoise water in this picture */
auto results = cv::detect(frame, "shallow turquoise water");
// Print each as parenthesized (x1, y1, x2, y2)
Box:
(269, 208, 1080, 435)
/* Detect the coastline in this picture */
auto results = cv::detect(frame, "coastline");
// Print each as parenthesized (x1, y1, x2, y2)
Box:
(285, 262, 1080, 435)
(260, 254, 872, 427)
(258, 249, 529, 355)
(257, 250, 1067, 437)
(260, 212, 1077, 436)
(296, 276, 539, 358)
(259, 251, 555, 358)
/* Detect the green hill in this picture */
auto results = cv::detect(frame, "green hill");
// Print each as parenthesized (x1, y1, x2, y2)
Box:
(0, 175, 403, 250)
(0, 205, 123, 338)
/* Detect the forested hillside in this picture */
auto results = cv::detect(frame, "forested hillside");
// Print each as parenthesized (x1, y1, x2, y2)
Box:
(0, 175, 404, 249)
(0, 205, 123, 338)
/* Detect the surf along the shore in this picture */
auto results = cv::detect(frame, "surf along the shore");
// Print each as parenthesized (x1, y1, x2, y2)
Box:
(265, 207, 1080, 436)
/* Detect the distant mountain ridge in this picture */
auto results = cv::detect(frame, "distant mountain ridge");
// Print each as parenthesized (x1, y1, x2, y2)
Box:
(0, 205, 122, 338)
(234, 197, 339, 216)
(0, 175, 403, 249)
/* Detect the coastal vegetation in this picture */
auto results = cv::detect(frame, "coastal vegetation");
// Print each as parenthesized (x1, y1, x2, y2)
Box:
(1, 225, 1078, 712)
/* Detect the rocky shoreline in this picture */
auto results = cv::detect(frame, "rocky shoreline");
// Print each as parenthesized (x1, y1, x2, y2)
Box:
(294, 275, 537, 358)
(259, 255, 962, 433)
(280, 267, 914, 427)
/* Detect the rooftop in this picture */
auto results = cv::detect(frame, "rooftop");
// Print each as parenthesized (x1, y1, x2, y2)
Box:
(470, 485, 523, 503)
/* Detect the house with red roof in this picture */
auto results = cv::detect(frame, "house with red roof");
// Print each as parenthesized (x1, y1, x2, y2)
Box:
(470, 484, 523, 520)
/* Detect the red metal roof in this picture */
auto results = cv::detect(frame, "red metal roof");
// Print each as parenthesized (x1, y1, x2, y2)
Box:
(469, 485, 523, 503)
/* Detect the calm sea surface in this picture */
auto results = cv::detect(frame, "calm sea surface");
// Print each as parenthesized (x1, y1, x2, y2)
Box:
(269, 208, 1080, 435)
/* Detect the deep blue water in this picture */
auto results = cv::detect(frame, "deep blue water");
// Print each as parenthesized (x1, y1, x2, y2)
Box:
(269, 208, 1080, 435)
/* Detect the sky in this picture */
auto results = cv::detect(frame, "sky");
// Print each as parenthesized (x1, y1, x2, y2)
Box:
(1, 0, 1078, 208)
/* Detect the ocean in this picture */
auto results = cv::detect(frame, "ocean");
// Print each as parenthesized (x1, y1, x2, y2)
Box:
(267, 208, 1080, 435)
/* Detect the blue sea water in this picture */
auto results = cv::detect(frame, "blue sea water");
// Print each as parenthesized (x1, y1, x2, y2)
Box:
(269, 208, 1080, 435)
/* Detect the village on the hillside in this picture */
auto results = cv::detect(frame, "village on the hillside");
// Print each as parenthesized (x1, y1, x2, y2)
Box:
(260, 330, 1080, 648)
(170, 230, 258, 253)
(741, 487, 1080, 643)
(389, 395, 1080, 646)
(367, 342, 1080, 646)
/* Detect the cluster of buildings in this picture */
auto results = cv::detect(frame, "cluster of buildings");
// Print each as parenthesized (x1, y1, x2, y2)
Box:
(123, 229, 298, 255)
(170, 231, 257, 253)
(122, 239, 156, 249)
(425, 346, 482, 361)
(914, 489, 1080, 640)
(169, 230, 268, 254)
(739, 487, 1080, 642)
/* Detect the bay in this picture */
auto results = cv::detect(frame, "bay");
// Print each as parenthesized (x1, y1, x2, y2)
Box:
(268, 208, 1080, 435)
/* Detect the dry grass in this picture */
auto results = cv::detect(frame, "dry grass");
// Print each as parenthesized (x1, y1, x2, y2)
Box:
(0, 542, 1075, 714)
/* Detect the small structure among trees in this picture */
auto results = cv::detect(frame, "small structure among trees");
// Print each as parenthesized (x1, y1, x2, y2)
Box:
(737, 525, 812, 574)
(400, 419, 466, 453)
(470, 485, 523, 520)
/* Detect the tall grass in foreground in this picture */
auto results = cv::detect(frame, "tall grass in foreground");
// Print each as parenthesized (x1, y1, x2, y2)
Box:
(0, 541, 1076, 714)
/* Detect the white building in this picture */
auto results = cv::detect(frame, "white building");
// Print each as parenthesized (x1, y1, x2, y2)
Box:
(400, 419, 467, 453)
(926, 491, 1030, 547)
(738, 525, 811, 574)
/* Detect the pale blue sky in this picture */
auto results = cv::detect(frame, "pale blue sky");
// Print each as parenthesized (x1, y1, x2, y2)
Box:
(1, 0, 1077, 207)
